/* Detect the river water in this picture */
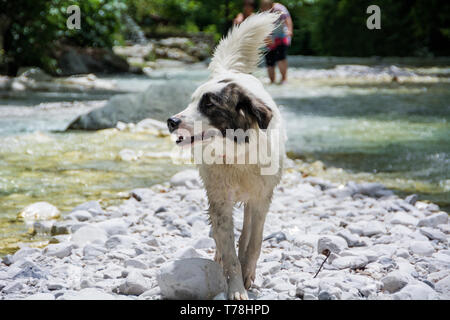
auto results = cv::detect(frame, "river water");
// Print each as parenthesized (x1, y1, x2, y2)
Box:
(0, 59, 449, 254)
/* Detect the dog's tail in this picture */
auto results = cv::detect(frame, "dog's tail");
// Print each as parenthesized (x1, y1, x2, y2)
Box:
(208, 12, 280, 76)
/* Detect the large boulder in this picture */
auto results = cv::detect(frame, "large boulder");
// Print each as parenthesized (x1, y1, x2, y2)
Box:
(67, 80, 198, 130)
(157, 258, 227, 300)
(56, 45, 130, 76)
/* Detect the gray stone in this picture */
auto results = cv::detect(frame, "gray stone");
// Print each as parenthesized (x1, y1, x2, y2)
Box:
(332, 255, 369, 270)
(25, 293, 55, 300)
(3, 282, 23, 294)
(44, 243, 73, 258)
(317, 236, 348, 255)
(32, 221, 55, 234)
(170, 170, 202, 189)
(435, 275, 450, 295)
(381, 271, 409, 293)
(71, 225, 108, 246)
(10, 260, 47, 280)
(389, 212, 419, 227)
(95, 219, 128, 236)
(418, 212, 448, 228)
(318, 291, 333, 300)
(83, 244, 107, 259)
(68, 210, 92, 222)
(116, 271, 151, 296)
(71, 201, 105, 216)
(157, 258, 227, 300)
(11, 247, 40, 264)
(405, 194, 419, 205)
(419, 227, 447, 242)
(59, 288, 116, 300)
(337, 229, 366, 247)
(193, 237, 216, 249)
(409, 241, 435, 256)
(362, 221, 386, 237)
(124, 259, 148, 269)
(68, 81, 198, 130)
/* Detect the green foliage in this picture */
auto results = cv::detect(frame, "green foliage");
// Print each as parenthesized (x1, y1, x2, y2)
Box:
(1, 0, 127, 75)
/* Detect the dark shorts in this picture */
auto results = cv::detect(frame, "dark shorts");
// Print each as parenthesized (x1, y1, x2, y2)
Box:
(265, 45, 288, 67)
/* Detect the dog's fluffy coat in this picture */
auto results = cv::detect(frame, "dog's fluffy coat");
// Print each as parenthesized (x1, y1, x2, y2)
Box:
(168, 13, 286, 300)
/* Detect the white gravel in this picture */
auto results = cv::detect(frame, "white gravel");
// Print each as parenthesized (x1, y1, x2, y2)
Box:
(0, 163, 449, 300)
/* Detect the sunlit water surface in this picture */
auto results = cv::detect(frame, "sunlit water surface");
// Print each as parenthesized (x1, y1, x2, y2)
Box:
(0, 62, 449, 254)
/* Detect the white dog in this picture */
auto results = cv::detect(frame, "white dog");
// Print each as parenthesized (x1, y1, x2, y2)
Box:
(167, 12, 286, 300)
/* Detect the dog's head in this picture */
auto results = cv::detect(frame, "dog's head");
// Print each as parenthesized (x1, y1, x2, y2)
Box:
(167, 78, 272, 146)
(167, 12, 280, 148)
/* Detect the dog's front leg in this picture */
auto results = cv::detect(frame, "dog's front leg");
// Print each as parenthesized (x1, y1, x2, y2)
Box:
(240, 197, 271, 289)
(209, 201, 248, 300)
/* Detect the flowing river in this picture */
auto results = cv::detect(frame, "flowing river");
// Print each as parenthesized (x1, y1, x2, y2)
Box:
(0, 58, 449, 254)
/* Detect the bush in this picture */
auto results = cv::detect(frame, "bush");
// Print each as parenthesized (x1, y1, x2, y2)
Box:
(0, 0, 127, 75)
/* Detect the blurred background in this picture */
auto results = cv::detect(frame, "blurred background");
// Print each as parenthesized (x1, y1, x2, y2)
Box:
(0, 0, 449, 254)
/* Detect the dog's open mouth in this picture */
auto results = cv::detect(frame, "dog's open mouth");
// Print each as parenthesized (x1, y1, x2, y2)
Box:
(176, 132, 206, 146)
(175, 130, 222, 146)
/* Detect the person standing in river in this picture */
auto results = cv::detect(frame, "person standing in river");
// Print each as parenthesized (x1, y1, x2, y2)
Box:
(233, 0, 256, 25)
(261, 0, 293, 84)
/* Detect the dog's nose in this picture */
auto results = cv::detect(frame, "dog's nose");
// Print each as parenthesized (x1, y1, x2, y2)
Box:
(167, 117, 182, 133)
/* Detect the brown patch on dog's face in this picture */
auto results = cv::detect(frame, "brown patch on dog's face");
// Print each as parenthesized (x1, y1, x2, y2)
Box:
(198, 83, 272, 136)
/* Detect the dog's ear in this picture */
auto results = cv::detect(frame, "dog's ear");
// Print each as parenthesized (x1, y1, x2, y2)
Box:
(232, 85, 273, 129)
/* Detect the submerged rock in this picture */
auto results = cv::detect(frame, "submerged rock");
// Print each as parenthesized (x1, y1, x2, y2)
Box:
(19, 202, 60, 221)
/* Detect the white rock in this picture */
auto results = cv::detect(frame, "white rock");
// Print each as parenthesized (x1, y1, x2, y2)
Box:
(19, 202, 60, 221)
(418, 212, 448, 228)
(362, 221, 386, 237)
(71, 225, 108, 246)
(68, 210, 92, 222)
(193, 237, 216, 249)
(25, 293, 55, 300)
(332, 256, 369, 270)
(409, 241, 435, 256)
(117, 271, 151, 296)
(317, 236, 348, 255)
(60, 288, 116, 300)
(435, 275, 450, 296)
(175, 247, 207, 259)
(32, 221, 55, 234)
(95, 219, 128, 236)
(124, 259, 148, 269)
(389, 212, 419, 227)
(170, 170, 202, 189)
(337, 229, 366, 247)
(393, 282, 438, 300)
(157, 258, 227, 300)
(44, 243, 73, 258)
(419, 227, 447, 242)
(381, 271, 409, 293)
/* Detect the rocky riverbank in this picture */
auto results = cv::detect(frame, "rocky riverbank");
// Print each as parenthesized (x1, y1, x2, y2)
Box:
(0, 162, 448, 300)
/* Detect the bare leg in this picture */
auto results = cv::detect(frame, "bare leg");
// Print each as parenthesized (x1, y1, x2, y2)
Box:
(278, 59, 288, 83)
(240, 197, 271, 289)
(209, 201, 248, 300)
(267, 66, 276, 84)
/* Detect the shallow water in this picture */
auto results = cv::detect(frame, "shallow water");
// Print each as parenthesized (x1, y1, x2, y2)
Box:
(0, 61, 449, 254)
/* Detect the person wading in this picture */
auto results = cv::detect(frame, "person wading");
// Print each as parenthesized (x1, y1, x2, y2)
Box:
(261, 0, 293, 84)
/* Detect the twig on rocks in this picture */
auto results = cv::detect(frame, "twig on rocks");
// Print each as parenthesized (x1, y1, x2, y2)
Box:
(313, 249, 331, 279)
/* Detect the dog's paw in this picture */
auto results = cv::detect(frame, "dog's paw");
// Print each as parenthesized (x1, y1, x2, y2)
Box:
(227, 277, 248, 300)
(228, 291, 249, 300)
(241, 264, 256, 290)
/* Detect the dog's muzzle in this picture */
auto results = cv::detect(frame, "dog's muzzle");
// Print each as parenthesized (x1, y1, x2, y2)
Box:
(167, 117, 182, 133)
